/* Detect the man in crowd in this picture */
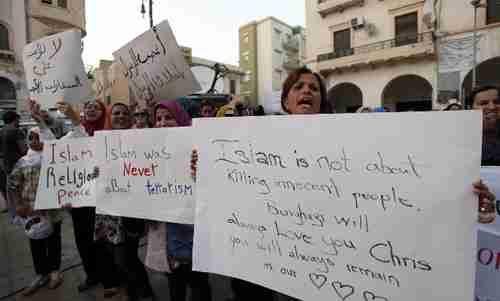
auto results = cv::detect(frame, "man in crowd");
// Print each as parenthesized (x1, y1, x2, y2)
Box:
(40, 109, 65, 139)
(199, 100, 216, 118)
(0, 111, 27, 216)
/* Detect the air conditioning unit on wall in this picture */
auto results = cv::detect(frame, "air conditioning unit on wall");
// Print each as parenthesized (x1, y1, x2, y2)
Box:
(351, 17, 365, 30)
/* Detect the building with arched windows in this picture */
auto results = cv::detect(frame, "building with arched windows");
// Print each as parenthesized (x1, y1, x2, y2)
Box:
(306, 0, 500, 112)
(0, 0, 85, 117)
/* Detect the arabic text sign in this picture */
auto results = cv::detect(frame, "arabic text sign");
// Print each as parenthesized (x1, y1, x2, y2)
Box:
(23, 30, 92, 108)
(113, 20, 200, 103)
(193, 112, 481, 301)
(35, 137, 96, 209)
(95, 127, 195, 224)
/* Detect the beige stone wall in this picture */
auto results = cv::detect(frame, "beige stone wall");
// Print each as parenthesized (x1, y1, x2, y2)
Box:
(439, 0, 487, 34)
(306, 0, 441, 110)
(93, 60, 130, 106)
(28, 0, 86, 36)
(325, 59, 435, 108)
(306, 0, 429, 63)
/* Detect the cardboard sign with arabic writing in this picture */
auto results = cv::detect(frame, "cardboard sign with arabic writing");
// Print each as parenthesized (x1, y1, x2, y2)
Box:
(113, 20, 201, 103)
(23, 30, 92, 108)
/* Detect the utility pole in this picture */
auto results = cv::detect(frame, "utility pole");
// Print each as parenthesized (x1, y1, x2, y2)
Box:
(140, 0, 154, 28)
(470, 0, 486, 89)
(149, 0, 154, 28)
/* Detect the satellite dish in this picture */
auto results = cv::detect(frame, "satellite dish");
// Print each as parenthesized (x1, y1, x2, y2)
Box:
(191, 65, 224, 93)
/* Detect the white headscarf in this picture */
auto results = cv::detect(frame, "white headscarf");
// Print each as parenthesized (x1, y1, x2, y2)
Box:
(23, 127, 43, 167)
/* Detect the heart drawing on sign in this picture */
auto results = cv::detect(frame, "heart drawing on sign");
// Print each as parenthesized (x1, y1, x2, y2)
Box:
(331, 281, 355, 301)
(363, 291, 389, 301)
(309, 273, 327, 290)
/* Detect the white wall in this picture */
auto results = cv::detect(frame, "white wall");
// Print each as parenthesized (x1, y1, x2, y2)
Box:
(257, 18, 301, 113)
(257, 19, 274, 112)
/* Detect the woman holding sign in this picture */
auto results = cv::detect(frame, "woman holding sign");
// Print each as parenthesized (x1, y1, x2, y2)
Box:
(466, 85, 500, 222)
(192, 67, 495, 301)
(8, 127, 64, 296)
(73, 100, 107, 292)
(146, 100, 212, 301)
(94, 102, 154, 300)
(28, 98, 104, 293)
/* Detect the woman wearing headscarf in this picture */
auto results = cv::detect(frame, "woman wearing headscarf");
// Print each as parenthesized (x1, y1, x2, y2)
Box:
(193, 67, 495, 301)
(28, 99, 105, 293)
(465, 85, 500, 222)
(8, 127, 64, 296)
(145, 100, 212, 301)
(94, 102, 153, 300)
(72, 100, 106, 292)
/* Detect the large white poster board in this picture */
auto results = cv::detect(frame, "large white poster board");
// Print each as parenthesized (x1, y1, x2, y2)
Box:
(475, 167, 500, 301)
(95, 127, 195, 224)
(113, 20, 200, 103)
(193, 112, 481, 301)
(35, 137, 96, 209)
(23, 30, 91, 108)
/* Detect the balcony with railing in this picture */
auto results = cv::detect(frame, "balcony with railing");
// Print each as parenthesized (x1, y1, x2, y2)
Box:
(317, 0, 365, 17)
(282, 37, 299, 52)
(0, 50, 16, 64)
(317, 32, 435, 74)
(283, 58, 301, 70)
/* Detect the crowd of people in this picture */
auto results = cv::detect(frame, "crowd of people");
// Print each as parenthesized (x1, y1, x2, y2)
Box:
(0, 66, 498, 301)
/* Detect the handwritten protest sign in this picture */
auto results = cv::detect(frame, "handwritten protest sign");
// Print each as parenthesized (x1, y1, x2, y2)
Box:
(193, 112, 481, 301)
(94, 127, 195, 224)
(35, 137, 96, 209)
(475, 229, 500, 301)
(113, 20, 200, 103)
(475, 167, 500, 301)
(24, 30, 91, 108)
(478, 167, 500, 232)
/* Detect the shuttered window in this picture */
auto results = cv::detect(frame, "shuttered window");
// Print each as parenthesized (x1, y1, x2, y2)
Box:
(487, 0, 500, 24)
(0, 24, 9, 50)
(334, 29, 352, 57)
(395, 12, 418, 46)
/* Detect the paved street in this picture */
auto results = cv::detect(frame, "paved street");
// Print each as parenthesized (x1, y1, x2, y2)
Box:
(0, 211, 236, 301)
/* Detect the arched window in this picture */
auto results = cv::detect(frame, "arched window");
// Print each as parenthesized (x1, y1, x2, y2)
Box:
(0, 24, 9, 50)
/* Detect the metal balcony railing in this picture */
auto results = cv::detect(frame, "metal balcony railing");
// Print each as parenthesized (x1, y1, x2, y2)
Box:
(282, 38, 299, 52)
(283, 58, 301, 70)
(0, 50, 15, 63)
(317, 32, 434, 62)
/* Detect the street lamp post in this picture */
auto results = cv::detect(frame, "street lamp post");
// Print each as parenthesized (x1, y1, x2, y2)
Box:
(141, 0, 154, 28)
(471, 0, 486, 89)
